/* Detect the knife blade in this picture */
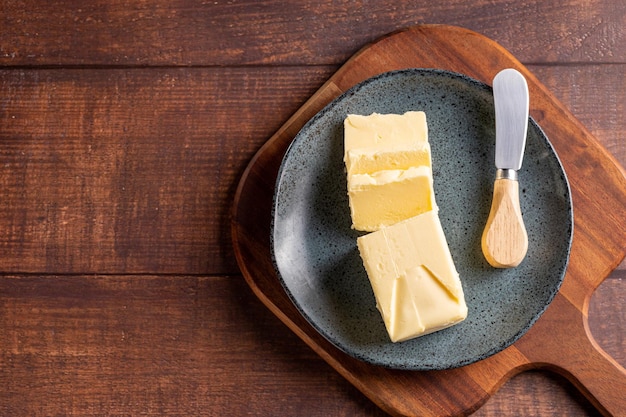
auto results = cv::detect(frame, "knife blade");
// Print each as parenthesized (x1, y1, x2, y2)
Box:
(494, 68, 529, 174)
(481, 68, 529, 268)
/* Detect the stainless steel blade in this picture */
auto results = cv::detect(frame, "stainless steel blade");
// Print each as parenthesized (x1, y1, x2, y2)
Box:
(494, 69, 529, 171)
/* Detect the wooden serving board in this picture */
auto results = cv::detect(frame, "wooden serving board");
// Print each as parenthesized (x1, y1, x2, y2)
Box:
(231, 25, 626, 416)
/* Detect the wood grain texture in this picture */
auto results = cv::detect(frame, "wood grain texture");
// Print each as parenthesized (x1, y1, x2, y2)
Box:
(0, 65, 623, 275)
(0, 67, 330, 274)
(481, 179, 528, 268)
(0, 1, 624, 416)
(0, 275, 622, 416)
(529, 64, 626, 189)
(0, 275, 387, 416)
(1, 0, 624, 66)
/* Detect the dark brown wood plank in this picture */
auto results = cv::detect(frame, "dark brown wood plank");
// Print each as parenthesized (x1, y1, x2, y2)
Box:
(0, 275, 386, 416)
(0, 2, 623, 415)
(0, 66, 331, 274)
(1, 0, 624, 67)
(0, 64, 623, 276)
(530, 64, 626, 168)
(0, 275, 622, 416)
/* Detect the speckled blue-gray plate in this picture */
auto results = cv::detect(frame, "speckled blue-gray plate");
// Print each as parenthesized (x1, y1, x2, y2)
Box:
(271, 69, 573, 370)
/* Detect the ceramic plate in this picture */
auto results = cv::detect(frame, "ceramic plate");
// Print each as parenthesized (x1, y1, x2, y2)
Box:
(271, 69, 572, 370)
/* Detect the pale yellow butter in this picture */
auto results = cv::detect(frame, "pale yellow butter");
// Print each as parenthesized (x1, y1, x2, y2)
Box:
(344, 111, 435, 231)
(346, 111, 467, 342)
(347, 166, 435, 232)
(344, 111, 430, 176)
(357, 210, 467, 343)
(344, 111, 428, 159)
(345, 145, 431, 176)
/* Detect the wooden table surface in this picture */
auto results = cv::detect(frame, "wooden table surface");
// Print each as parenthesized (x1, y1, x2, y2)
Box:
(1, 1, 624, 416)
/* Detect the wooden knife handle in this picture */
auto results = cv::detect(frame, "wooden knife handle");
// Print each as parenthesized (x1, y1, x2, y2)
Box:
(481, 177, 528, 268)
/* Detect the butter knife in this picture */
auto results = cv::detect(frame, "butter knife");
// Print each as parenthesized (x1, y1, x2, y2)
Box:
(481, 68, 529, 268)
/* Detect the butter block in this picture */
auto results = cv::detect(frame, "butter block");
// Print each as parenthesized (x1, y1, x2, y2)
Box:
(357, 210, 467, 343)
(348, 166, 435, 232)
(344, 111, 435, 231)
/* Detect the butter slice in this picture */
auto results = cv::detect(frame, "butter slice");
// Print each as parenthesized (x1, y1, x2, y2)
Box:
(344, 112, 430, 176)
(348, 166, 435, 232)
(344, 111, 428, 158)
(357, 210, 467, 342)
(345, 145, 431, 176)
(344, 111, 434, 231)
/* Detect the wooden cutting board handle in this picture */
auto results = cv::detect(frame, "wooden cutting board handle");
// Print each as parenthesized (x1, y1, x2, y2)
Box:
(515, 293, 626, 416)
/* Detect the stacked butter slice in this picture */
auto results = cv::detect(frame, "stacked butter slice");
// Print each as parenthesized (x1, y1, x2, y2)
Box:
(344, 111, 435, 232)
(344, 111, 467, 343)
